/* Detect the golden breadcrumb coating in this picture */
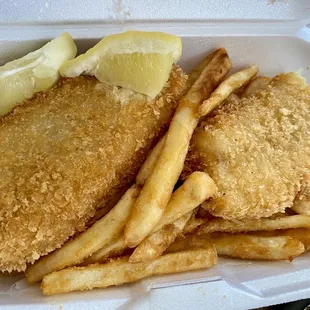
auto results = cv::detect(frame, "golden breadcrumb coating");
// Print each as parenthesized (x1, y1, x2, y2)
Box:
(187, 73, 310, 220)
(0, 66, 187, 272)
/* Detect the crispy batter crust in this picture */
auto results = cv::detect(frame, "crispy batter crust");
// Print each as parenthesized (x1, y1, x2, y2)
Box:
(187, 73, 310, 220)
(0, 66, 187, 272)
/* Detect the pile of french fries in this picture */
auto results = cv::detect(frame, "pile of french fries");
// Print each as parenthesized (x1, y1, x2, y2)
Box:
(25, 48, 310, 296)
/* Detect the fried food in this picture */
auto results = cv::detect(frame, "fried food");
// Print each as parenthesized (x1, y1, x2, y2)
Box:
(154, 171, 217, 231)
(292, 177, 310, 215)
(199, 65, 258, 117)
(278, 228, 310, 252)
(198, 215, 310, 234)
(129, 211, 192, 263)
(0, 66, 187, 272)
(125, 48, 232, 247)
(136, 135, 165, 186)
(183, 213, 204, 234)
(188, 72, 310, 219)
(84, 235, 128, 264)
(88, 171, 216, 264)
(129, 171, 216, 263)
(212, 234, 305, 261)
(167, 233, 305, 260)
(41, 247, 217, 295)
(240, 76, 271, 98)
(254, 228, 310, 252)
(26, 186, 139, 283)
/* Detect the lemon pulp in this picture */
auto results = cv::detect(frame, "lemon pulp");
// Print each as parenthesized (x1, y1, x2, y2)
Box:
(95, 52, 174, 98)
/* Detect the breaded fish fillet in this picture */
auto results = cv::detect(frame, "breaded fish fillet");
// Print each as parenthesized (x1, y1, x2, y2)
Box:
(187, 73, 310, 220)
(0, 66, 187, 272)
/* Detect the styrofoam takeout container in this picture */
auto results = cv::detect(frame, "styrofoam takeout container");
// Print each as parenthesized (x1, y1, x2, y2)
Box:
(1, 1, 310, 309)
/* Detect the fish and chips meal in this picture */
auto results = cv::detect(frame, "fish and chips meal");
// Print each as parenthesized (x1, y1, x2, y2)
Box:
(0, 31, 309, 296)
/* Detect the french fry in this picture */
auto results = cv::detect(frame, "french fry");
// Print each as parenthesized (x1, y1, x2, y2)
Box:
(25, 186, 139, 283)
(240, 76, 271, 97)
(41, 247, 217, 295)
(129, 211, 193, 263)
(84, 235, 128, 264)
(187, 51, 216, 88)
(183, 215, 204, 234)
(90, 172, 215, 264)
(136, 136, 165, 187)
(280, 228, 310, 252)
(136, 53, 223, 189)
(167, 233, 305, 260)
(213, 234, 304, 260)
(125, 48, 231, 248)
(256, 228, 310, 252)
(154, 171, 217, 231)
(199, 65, 258, 117)
(87, 204, 115, 226)
(196, 206, 214, 219)
(88, 185, 130, 225)
(166, 234, 205, 253)
(198, 215, 310, 235)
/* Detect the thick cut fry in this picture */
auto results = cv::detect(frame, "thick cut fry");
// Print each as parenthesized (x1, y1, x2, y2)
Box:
(240, 76, 271, 97)
(133, 172, 216, 250)
(41, 247, 217, 295)
(256, 228, 310, 252)
(154, 171, 217, 232)
(87, 204, 115, 226)
(196, 207, 214, 219)
(84, 236, 128, 264)
(136, 136, 165, 187)
(183, 215, 204, 234)
(25, 186, 139, 283)
(88, 185, 130, 226)
(167, 233, 304, 260)
(187, 51, 216, 88)
(129, 211, 192, 263)
(166, 234, 206, 253)
(198, 215, 310, 235)
(90, 172, 215, 264)
(280, 229, 310, 252)
(125, 49, 231, 247)
(199, 65, 258, 117)
(213, 234, 304, 260)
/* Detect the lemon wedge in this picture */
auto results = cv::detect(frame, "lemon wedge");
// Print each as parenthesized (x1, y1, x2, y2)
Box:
(0, 32, 77, 116)
(60, 31, 182, 98)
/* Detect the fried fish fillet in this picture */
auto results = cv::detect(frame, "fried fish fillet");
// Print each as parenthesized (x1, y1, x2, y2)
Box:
(0, 66, 187, 272)
(187, 72, 310, 220)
